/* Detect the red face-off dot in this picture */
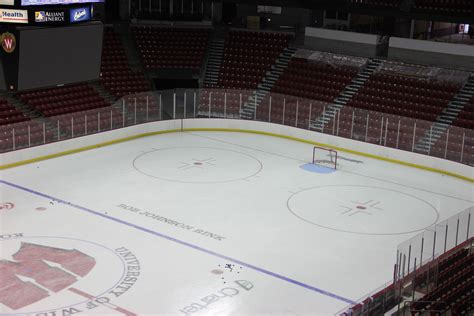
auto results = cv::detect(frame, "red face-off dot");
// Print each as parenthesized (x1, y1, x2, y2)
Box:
(356, 206, 367, 210)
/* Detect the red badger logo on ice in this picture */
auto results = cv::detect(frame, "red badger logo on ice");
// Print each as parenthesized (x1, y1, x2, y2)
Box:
(0, 242, 96, 309)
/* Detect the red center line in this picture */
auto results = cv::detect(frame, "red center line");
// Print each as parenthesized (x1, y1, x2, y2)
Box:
(69, 287, 137, 316)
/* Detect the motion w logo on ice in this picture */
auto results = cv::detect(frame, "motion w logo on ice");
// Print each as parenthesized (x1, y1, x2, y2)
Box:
(0, 242, 96, 310)
(1, 32, 16, 53)
(0, 202, 14, 210)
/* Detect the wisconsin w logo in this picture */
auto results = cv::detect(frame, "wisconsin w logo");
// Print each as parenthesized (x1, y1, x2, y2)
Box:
(0, 242, 96, 310)
(1, 32, 16, 53)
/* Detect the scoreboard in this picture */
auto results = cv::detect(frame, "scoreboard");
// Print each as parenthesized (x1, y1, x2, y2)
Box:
(0, 0, 104, 91)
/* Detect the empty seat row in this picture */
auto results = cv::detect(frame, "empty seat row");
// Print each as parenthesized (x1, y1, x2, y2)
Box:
(132, 26, 209, 72)
(101, 28, 149, 98)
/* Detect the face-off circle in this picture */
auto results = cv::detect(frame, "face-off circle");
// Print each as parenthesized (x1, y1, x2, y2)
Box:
(287, 185, 439, 235)
(133, 147, 263, 183)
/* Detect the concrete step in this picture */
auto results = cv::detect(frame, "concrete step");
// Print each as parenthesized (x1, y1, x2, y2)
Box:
(444, 108, 460, 114)
(453, 95, 470, 101)
(438, 118, 452, 123)
(433, 125, 448, 131)
(439, 113, 455, 119)
(341, 91, 356, 96)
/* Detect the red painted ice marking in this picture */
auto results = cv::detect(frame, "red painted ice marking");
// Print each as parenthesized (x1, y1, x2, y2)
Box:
(69, 287, 137, 316)
(0, 243, 96, 310)
(68, 287, 94, 299)
(113, 306, 138, 316)
(0, 265, 49, 310)
(0, 202, 14, 210)
(3, 257, 77, 292)
(14, 243, 96, 277)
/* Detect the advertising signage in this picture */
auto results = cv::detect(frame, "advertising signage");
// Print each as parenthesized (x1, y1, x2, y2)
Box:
(22, 0, 103, 5)
(0, 0, 15, 5)
(34, 9, 65, 23)
(0, 8, 28, 23)
(0, 4, 92, 25)
(0, 0, 94, 26)
(69, 6, 90, 23)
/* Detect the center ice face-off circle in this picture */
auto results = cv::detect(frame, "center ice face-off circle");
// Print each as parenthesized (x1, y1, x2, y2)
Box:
(287, 185, 439, 235)
(133, 147, 263, 183)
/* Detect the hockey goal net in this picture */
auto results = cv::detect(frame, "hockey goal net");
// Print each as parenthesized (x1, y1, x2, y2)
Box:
(312, 146, 338, 169)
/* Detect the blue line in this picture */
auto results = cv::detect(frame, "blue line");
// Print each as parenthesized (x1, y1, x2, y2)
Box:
(1, 179, 356, 305)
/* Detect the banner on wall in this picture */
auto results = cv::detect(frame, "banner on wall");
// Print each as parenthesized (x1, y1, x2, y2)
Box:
(0, 31, 15, 53)
(0, 8, 28, 24)
(0, 26, 19, 90)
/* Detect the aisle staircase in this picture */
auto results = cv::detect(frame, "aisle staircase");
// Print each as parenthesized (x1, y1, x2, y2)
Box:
(310, 58, 382, 131)
(88, 81, 118, 105)
(203, 38, 225, 87)
(0, 92, 40, 121)
(114, 24, 144, 72)
(414, 73, 474, 153)
(239, 47, 298, 119)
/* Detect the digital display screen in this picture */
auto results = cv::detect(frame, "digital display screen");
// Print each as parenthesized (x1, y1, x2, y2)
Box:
(22, 0, 103, 6)
(18, 23, 103, 90)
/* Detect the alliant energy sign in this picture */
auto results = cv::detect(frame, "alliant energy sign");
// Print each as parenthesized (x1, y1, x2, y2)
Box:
(34, 10, 65, 23)
(0, 8, 28, 23)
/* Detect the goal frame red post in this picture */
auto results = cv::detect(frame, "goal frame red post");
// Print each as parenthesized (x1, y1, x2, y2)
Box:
(312, 146, 338, 169)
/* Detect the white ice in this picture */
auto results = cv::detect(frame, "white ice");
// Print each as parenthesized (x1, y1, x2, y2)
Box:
(1, 131, 473, 315)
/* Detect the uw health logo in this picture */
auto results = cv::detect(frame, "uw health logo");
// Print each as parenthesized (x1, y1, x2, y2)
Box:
(0, 234, 139, 315)
(0, 32, 16, 53)
(0, 202, 14, 210)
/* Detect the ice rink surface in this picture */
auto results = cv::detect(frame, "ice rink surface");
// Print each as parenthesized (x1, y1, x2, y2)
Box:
(1, 131, 473, 315)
